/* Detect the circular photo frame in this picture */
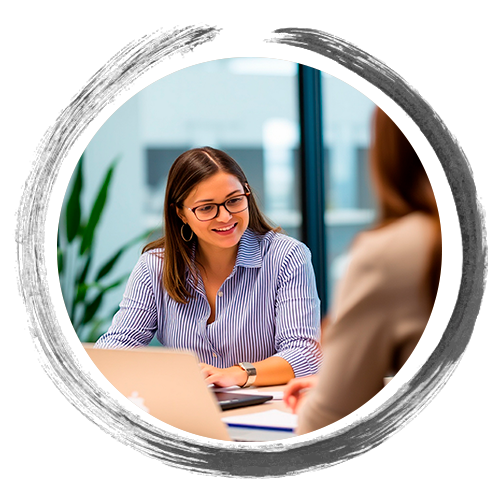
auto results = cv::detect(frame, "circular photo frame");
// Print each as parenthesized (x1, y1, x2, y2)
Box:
(16, 25, 486, 477)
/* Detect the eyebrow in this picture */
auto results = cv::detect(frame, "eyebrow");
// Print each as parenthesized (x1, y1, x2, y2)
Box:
(193, 189, 242, 204)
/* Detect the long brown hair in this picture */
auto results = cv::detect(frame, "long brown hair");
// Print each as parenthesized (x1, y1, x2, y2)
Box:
(143, 147, 278, 303)
(369, 107, 442, 303)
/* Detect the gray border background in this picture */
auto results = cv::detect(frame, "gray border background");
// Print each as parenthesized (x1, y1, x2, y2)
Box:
(12, 21, 488, 479)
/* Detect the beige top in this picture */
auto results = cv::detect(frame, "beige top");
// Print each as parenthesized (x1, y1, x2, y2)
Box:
(297, 212, 438, 434)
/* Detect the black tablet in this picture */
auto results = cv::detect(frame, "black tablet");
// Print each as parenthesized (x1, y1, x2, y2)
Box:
(213, 391, 273, 411)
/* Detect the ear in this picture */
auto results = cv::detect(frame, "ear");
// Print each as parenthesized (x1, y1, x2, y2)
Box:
(176, 206, 187, 224)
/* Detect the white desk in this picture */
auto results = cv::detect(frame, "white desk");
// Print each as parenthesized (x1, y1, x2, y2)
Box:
(221, 386, 298, 442)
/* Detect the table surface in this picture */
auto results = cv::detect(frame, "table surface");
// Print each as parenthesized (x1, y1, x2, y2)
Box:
(217, 385, 408, 443)
(66, 385, 408, 442)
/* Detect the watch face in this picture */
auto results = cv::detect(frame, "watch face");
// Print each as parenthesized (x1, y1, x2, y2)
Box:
(240, 362, 256, 376)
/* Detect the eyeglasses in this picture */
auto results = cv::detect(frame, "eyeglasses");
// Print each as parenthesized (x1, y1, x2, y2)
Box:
(186, 192, 251, 221)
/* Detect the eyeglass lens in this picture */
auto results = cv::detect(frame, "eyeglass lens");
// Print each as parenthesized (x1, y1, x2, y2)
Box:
(194, 195, 248, 221)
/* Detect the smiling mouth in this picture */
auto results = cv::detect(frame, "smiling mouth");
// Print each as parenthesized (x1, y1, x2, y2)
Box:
(212, 223, 237, 233)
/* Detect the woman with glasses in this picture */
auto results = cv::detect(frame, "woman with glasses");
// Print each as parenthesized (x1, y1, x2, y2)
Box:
(96, 147, 322, 388)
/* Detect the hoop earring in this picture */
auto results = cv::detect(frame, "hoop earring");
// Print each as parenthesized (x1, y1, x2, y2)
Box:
(180, 223, 194, 242)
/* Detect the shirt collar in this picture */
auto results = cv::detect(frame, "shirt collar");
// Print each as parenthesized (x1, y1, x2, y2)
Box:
(189, 229, 263, 269)
(185, 229, 263, 289)
(234, 229, 263, 269)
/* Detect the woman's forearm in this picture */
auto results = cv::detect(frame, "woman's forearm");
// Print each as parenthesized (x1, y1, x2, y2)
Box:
(252, 356, 295, 386)
(200, 356, 296, 387)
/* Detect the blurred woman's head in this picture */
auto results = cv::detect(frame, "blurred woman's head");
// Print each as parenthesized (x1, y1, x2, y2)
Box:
(370, 107, 439, 223)
(369, 107, 441, 302)
(144, 147, 276, 302)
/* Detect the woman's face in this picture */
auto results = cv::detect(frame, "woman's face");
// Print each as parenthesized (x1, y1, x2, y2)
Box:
(177, 172, 250, 255)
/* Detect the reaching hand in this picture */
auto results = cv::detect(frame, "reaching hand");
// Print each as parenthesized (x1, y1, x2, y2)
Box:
(199, 363, 247, 388)
(283, 375, 318, 413)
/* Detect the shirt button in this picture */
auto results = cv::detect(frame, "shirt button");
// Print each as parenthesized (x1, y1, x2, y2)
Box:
(218, 291, 223, 297)
(213, 352, 217, 358)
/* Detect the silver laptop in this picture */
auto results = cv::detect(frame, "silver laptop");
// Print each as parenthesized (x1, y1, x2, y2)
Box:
(70, 342, 238, 442)
(84, 345, 232, 441)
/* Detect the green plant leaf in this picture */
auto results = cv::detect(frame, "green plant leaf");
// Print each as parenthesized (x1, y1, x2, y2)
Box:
(95, 248, 125, 283)
(82, 292, 104, 326)
(57, 248, 64, 275)
(70, 253, 93, 321)
(80, 275, 128, 327)
(77, 222, 86, 238)
(76, 280, 114, 295)
(66, 155, 83, 243)
(79, 157, 119, 255)
(86, 319, 106, 343)
(76, 253, 93, 288)
(95, 228, 154, 282)
(75, 282, 91, 304)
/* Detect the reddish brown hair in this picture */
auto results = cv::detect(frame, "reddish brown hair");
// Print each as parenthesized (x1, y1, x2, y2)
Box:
(143, 147, 278, 303)
(369, 107, 442, 303)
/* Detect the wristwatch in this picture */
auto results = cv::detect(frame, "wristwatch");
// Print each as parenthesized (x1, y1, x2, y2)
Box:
(237, 362, 257, 388)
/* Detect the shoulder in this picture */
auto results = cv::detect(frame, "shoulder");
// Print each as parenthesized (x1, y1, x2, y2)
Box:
(356, 213, 435, 257)
(135, 248, 164, 276)
(259, 230, 311, 264)
(332, 213, 437, 315)
(349, 212, 437, 280)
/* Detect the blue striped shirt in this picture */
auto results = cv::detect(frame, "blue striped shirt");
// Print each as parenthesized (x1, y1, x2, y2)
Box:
(96, 230, 322, 377)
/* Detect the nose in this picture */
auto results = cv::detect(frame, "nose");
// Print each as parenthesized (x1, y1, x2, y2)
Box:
(215, 204, 232, 222)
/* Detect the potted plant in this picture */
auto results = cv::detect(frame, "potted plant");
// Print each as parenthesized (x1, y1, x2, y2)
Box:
(58, 154, 152, 342)
(57, 143, 152, 442)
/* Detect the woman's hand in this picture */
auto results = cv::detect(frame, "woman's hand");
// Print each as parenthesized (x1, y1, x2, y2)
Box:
(283, 375, 318, 413)
(199, 363, 247, 388)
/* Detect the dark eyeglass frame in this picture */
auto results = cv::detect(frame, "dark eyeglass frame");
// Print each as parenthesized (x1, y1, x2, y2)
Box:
(186, 191, 251, 222)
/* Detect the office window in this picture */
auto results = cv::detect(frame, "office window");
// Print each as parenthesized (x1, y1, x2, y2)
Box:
(140, 58, 301, 239)
(321, 73, 376, 308)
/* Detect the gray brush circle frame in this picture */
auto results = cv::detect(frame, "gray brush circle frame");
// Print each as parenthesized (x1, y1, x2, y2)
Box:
(16, 25, 487, 477)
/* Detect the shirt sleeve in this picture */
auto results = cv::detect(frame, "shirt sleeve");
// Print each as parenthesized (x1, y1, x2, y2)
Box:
(273, 242, 322, 377)
(94, 254, 158, 348)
